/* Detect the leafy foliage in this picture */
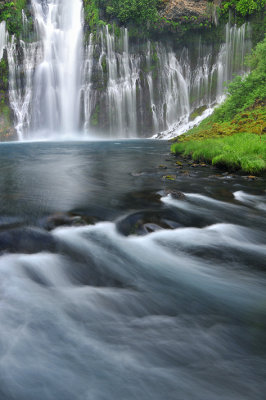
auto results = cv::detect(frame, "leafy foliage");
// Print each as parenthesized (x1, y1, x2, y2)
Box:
(105, 0, 159, 24)
(0, 0, 27, 36)
(221, 0, 265, 17)
(83, 0, 161, 29)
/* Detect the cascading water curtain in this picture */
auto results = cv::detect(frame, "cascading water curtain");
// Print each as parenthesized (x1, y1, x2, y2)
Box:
(82, 22, 251, 138)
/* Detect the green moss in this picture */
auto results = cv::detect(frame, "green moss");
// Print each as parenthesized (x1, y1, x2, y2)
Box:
(0, 59, 9, 90)
(171, 133, 266, 174)
(91, 104, 100, 126)
(189, 106, 208, 121)
(101, 56, 107, 73)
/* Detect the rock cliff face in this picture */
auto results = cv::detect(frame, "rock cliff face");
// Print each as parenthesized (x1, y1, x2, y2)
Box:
(160, 0, 220, 24)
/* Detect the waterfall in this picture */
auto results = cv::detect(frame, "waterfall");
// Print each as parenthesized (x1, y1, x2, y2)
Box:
(31, 0, 83, 136)
(0, 21, 7, 61)
(6, 0, 83, 139)
(216, 23, 251, 99)
(5, 2, 251, 140)
(105, 26, 138, 137)
(82, 22, 251, 138)
(7, 38, 38, 140)
(0, 21, 6, 60)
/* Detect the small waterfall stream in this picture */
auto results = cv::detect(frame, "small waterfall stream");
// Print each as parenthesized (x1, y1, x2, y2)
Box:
(0, 21, 6, 61)
(3, 2, 251, 139)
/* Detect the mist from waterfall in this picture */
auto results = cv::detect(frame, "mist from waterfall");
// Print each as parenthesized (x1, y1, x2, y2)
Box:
(4, 1, 251, 140)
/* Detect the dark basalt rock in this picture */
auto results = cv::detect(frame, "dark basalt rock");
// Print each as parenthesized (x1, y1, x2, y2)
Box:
(0, 216, 25, 231)
(40, 212, 98, 231)
(116, 210, 183, 236)
(0, 227, 56, 254)
(122, 191, 162, 208)
(160, 0, 212, 25)
(164, 190, 186, 200)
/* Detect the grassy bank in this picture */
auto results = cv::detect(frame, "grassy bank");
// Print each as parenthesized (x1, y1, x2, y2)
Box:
(172, 133, 266, 174)
(171, 36, 266, 174)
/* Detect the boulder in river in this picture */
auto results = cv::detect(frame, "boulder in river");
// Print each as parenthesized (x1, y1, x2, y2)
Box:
(0, 227, 56, 254)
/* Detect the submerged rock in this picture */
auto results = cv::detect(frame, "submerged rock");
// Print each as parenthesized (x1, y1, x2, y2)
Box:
(41, 213, 86, 231)
(40, 212, 99, 231)
(245, 175, 259, 181)
(0, 216, 24, 231)
(116, 210, 183, 236)
(0, 227, 56, 254)
(164, 190, 186, 200)
(163, 175, 176, 181)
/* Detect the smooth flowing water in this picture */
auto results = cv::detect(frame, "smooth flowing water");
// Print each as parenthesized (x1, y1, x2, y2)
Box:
(0, 141, 265, 400)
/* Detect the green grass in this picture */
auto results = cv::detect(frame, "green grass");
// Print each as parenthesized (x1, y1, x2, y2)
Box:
(171, 133, 266, 174)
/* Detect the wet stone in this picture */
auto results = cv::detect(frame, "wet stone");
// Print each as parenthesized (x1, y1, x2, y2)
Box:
(245, 175, 258, 181)
(131, 172, 146, 177)
(41, 213, 88, 231)
(164, 190, 186, 200)
(116, 210, 182, 237)
(0, 216, 24, 232)
(0, 228, 56, 254)
(124, 191, 162, 207)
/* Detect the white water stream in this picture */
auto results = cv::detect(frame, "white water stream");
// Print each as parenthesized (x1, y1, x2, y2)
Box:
(0, 21, 6, 61)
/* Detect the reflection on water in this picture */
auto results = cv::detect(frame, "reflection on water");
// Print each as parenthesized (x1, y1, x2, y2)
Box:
(0, 140, 265, 400)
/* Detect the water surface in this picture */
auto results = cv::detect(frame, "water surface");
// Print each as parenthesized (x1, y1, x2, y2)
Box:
(0, 140, 265, 400)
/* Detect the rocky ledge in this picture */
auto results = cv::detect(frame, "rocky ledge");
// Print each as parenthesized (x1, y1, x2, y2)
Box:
(160, 0, 221, 24)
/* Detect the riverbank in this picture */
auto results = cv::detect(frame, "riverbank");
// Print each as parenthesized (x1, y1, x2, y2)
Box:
(171, 131, 266, 174)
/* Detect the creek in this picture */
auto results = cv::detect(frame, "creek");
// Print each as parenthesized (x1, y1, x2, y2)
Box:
(0, 140, 265, 399)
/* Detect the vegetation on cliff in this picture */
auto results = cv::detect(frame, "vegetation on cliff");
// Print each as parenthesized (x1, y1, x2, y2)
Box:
(171, 36, 266, 173)
(83, 0, 265, 35)
(0, 0, 28, 36)
(221, 0, 265, 18)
